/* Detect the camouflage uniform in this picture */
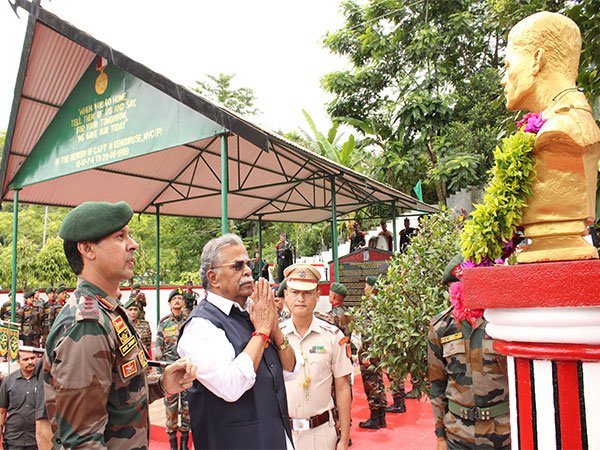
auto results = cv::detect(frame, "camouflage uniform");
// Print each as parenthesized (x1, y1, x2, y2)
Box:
(41, 300, 62, 346)
(358, 338, 386, 410)
(132, 318, 153, 354)
(428, 308, 510, 449)
(182, 290, 198, 316)
(0, 301, 22, 323)
(44, 280, 164, 449)
(21, 302, 42, 347)
(156, 313, 190, 437)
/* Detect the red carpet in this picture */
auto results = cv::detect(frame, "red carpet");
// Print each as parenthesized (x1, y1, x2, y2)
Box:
(149, 374, 436, 449)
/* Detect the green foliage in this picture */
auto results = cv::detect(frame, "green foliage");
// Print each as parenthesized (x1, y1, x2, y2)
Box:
(192, 73, 259, 116)
(461, 130, 536, 263)
(351, 211, 461, 388)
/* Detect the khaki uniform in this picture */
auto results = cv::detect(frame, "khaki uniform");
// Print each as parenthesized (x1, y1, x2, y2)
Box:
(44, 280, 163, 449)
(281, 317, 353, 450)
(428, 308, 510, 449)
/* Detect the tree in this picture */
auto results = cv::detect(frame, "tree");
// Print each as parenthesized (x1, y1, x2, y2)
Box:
(351, 211, 461, 391)
(193, 73, 259, 116)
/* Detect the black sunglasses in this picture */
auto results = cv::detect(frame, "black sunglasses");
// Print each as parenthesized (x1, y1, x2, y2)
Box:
(212, 260, 255, 271)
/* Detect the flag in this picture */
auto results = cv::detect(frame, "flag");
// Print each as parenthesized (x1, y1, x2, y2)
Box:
(413, 180, 423, 202)
(8, 324, 19, 360)
(0, 324, 8, 357)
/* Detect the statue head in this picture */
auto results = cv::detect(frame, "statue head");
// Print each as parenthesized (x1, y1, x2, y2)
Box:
(501, 12, 581, 112)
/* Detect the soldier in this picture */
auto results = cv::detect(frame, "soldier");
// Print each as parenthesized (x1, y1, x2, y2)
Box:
(323, 282, 352, 338)
(358, 276, 387, 430)
(124, 298, 153, 356)
(182, 279, 198, 316)
(40, 287, 57, 347)
(281, 264, 352, 450)
(33, 288, 45, 308)
(157, 288, 190, 450)
(0, 292, 21, 324)
(275, 281, 291, 322)
(44, 200, 196, 448)
(129, 283, 147, 319)
(20, 290, 41, 347)
(428, 255, 510, 449)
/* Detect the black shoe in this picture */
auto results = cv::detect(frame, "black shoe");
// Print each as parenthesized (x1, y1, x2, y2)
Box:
(379, 408, 387, 428)
(405, 388, 421, 400)
(386, 396, 407, 413)
(359, 409, 381, 429)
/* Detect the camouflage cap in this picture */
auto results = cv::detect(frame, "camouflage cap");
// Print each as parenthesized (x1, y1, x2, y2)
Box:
(330, 282, 348, 297)
(59, 201, 133, 242)
(442, 253, 465, 285)
(365, 276, 378, 287)
(46, 286, 55, 294)
(276, 280, 287, 298)
(284, 263, 321, 291)
(23, 290, 35, 299)
(168, 287, 184, 302)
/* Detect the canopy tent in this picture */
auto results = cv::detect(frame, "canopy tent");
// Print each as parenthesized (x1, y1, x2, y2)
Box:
(1, 0, 436, 320)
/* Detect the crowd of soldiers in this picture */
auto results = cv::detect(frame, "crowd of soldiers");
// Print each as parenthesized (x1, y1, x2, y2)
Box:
(0, 285, 69, 348)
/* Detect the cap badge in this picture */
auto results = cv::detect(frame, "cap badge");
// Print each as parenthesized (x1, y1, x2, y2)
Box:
(298, 270, 306, 279)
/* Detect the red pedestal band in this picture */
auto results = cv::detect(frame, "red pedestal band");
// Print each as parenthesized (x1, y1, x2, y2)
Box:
(462, 259, 600, 309)
(494, 340, 600, 361)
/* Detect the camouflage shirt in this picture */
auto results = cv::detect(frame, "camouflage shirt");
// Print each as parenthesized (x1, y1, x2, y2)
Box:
(156, 313, 186, 363)
(21, 303, 41, 336)
(132, 319, 153, 354)
(182, 290, 198, 315)
(44, 280, 164, 449)
(0, 301, 22, 324)
(129, 291, 147, 319)
(427, 308, 510, 448)
(41, 300, 62, 339)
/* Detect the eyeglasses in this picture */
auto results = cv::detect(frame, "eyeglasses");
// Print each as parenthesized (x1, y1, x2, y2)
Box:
(212, 260, 255, 271)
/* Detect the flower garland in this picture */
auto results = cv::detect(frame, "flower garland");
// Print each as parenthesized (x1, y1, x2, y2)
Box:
(451, 113, 545, 325)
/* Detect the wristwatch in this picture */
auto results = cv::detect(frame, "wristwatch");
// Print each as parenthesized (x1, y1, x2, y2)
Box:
(276, 336, 289, 351)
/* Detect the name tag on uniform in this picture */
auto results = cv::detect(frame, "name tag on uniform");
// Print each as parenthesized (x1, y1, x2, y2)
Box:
(309, 345, 327, 354)
(441, 332, 463, 344)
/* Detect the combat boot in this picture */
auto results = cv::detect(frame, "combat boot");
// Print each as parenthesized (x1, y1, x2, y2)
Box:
(386, 395, 407, 413)
(358, 408, 380, 429)
(168, 433, 178, 450)
(180, 431, 189, 450)
(379, 408, 387, 428)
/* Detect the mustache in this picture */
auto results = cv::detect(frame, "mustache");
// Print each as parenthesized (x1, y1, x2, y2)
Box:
(239, 276, 254, 285)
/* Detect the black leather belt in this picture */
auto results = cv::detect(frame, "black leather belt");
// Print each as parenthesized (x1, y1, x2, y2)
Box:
(289, 410, 331, 431)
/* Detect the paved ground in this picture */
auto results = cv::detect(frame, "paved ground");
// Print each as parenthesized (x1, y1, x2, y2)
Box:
(149, 373, 436, 449)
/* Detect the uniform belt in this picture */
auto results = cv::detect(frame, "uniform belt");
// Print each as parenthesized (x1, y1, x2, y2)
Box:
(448, 400, 509, 422)
(289, 410, 331, 431)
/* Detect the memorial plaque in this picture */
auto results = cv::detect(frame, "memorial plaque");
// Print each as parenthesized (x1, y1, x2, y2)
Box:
(339, 258, 390, 307)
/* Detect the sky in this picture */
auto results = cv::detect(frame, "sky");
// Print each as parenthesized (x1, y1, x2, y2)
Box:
(0, 0, 348, 136)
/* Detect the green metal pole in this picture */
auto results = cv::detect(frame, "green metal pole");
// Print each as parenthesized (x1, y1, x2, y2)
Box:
(155, 206, 160, 325)
(10, 191, 19, 323)
(331, 177, 339, 282)
(221, 134, 229, 235)
(392, 201, 398, 252)
(258, 216, 263, 276)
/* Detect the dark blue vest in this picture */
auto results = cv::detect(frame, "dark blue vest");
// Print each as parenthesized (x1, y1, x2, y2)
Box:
(182, 299, 292, 450)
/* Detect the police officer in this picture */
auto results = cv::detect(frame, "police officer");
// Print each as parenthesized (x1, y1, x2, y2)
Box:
(157, 288, 190, 450)
(428, 255, 510, 449)
(124, 298, 153, 355)
(281, 264, 352, 450)
(20, 290, 41, 347)
(44, 201, 196, 448)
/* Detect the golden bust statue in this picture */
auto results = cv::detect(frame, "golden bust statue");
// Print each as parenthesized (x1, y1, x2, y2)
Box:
(502, 12, 600, 263)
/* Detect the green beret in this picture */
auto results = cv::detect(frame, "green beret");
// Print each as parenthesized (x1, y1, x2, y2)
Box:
(133, 283, 141, 289)
(46, 287, 55, 294)
(276, 280, 287, 298)
(123, 297, 137, 309)
(59, 201, 133, 242)
(56, 285, 67, 294)
(168, 287, 184, 302)
(365, 276, 378, 287)
(23, 290, 34, 299)
(442, 253, 464, 285)
(330, 282, 348, 297)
